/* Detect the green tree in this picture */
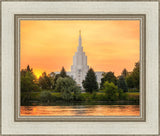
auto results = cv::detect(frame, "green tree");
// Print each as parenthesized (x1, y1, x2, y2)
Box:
(117, 88, 127, 100)
(55, 77, 80, 101)
(126, 62, 140, 89)
(21, 65, 40, 104)
(40, 91, 52, 103)
(121, 68, 128, 78)
(53, 74, 60, 89)
(82, 68, 98, 93)
(49, 72, 55, 89)
(100, 72, 117, 89)
(26, 65, 32, 72)
(39, 72, 52, 90)
(53, 67, 68, 89)
(21, 65, 39, 92)
(103, 81, 118, 101)
(55, 77, 75, 92)
(117, 76, 128, 92)
(72, 86, 81, 101)
(126, 75, 134, 88)
(60, 67, 67, 77)
(132, 62, 140, 89)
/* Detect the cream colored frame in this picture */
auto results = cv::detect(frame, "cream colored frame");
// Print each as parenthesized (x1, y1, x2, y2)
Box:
(1, 0, 159, 136)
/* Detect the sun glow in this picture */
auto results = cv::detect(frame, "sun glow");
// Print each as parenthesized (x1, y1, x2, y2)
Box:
(21, 20, 140, 76)
(33, 69, 43, 79)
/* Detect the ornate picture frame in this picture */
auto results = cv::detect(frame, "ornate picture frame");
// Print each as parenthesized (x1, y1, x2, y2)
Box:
(1, 0, 159, 135)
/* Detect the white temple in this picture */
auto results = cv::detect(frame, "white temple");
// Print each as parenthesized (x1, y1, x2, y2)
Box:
(54, 31, 103, 88)
(70, 30, 89, 86)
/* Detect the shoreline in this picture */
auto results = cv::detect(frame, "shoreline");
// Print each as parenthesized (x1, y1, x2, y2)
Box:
(21, 100, 139, 106)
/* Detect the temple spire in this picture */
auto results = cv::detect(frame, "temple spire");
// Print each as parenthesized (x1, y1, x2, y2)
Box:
(79, 30, 82, 47)
(79, 30, 81, 37)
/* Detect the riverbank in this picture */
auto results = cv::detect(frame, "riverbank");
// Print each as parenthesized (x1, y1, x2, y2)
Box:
(21, 91, 139, 106)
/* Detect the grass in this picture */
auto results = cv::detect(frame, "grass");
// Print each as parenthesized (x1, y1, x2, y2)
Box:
(125, 92, 139, 101)
(126, 92, 139, 98)
(126, 92, 139, 96)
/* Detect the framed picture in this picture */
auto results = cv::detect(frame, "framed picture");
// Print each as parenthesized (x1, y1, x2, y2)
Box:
(1, 0, 159, 136)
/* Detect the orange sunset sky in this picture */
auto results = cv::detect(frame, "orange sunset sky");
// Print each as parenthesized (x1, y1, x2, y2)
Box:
(20, 20, 140, 78)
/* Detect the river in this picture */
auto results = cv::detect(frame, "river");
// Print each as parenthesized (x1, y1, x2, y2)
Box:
(21, 105, 140, 116)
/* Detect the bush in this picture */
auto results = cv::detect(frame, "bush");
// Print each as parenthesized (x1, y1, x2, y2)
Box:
(30, 92, 40, 101)
(40, 91, 52, 103)
(103, 81, 118, 101)
(51, 93, 62, 101)
(72, 86, 81, 101)
(95, 93, 107, 101)
(80, 93, 92, 102)
(79, 92, 107, 102)
(55, 77, 80, 101)
(21, 92, 30, 105)
(61, 89, 73, 101)
(117, 76, 128, 92)
(117, 89, 128, 100)
(128, 88, 139, 92)
(126, 92, 139, 101)
(91, 92, 97, 100)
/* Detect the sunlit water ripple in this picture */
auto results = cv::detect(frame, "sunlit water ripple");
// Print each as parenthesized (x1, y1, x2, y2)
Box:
(21, 105, 140, 116)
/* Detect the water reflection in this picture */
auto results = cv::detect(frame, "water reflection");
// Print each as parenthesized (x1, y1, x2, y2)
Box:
(21, 105, 140, 116)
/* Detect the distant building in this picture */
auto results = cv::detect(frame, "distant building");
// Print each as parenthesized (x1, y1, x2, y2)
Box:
(53, 31, 103, 88)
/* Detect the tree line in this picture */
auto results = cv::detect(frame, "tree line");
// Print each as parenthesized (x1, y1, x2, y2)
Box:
(21, 62, 139, 104)
(82, 62, 139, 93)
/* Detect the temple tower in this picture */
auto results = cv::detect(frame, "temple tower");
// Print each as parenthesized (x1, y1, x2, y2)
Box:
(71, 31, 89, 87)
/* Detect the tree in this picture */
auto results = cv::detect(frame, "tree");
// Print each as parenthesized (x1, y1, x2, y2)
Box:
(49, 72, 55, 89)
(53, 67, 68, 89)
(72, 86, 81, 101)
(55, 77, 79, 101)
(117, 76, 128, 92)
(21, 65, 39, 92)
(39, 72, 52, 90)
(126, 75, 134, 88)
(100, 71, 117, 89)
(103, 81, 118, 101)
(132, 62, 140, 89)
(55, 77, 75, 92)
(26, 65, 32, 72)
(53, 74, 60, 89)
(82, 68, 98, 93)
(40, 91, 52, 103)
(121, 68, 128, 78)
(21, 65, 40, 104)
(60, 67, 67, 78)
(126, 62, 140, 89)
